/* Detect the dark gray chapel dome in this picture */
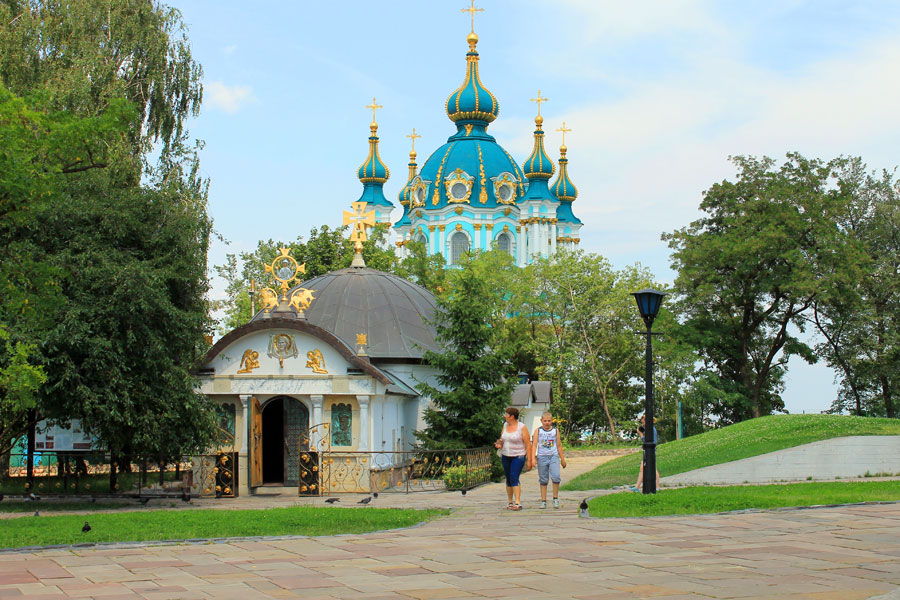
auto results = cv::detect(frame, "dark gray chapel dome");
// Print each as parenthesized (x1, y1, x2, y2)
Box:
(254, 267, 439, 360)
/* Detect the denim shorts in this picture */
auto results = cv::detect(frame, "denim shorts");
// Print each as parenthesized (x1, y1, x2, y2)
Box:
(537, 454, 561, 485)
(501, 454, 526, 487)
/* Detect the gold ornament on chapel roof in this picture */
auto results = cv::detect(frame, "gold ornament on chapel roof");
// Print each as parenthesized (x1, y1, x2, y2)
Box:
(259, 247, 316, 317)
(343, 201, 376, 267)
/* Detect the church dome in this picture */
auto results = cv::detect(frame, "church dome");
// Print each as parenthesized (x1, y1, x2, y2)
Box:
(275, 267, 439, 360)
(445, 33, 499, 125)
(522, 115, 555, 180)
(357, 122, 390, 184)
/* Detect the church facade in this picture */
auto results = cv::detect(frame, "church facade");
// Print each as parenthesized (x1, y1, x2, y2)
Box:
(354, 30, 583, 267)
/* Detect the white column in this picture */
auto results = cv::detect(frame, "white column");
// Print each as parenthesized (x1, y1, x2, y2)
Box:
(310, 394, 324, 449)
(357, 395, 370, 451)
(516, 226, 525, 266)
(238, 395, 251, 497)
(551, 221, 558, 254)
(530, 220, 538, 262)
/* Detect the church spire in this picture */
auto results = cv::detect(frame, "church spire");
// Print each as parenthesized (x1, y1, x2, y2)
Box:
(355, 98, 393, 218)
(445, 1, 498, 129)
(522, 93, 555, 181)
(552, 122, 578, 202)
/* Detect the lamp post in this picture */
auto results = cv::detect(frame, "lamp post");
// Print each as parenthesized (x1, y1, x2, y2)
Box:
(632, 288, 666, 494)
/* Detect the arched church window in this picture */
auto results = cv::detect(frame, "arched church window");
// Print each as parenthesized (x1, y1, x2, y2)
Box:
(415, 233, 426, 246)
(450, 231, 470, 265)
(497, 233, 512, 255)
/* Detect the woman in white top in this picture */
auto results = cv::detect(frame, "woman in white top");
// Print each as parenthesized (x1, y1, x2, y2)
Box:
(493, 406, 532, 510)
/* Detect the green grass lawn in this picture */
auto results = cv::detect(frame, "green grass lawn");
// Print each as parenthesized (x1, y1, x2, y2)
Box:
(565, 414, 900, 491)
(587, 480, 900, 518)
(0, 506, 448, 549)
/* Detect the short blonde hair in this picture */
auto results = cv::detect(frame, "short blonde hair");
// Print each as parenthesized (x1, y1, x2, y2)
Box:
(541, 411, 552, 419)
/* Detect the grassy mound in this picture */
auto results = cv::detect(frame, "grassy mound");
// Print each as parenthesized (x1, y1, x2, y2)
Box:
(564, 414, 900, 491)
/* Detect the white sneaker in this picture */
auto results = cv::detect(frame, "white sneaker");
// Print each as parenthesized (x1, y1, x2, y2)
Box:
(553, 498, 560, 509)
(540, 500, 547, 509)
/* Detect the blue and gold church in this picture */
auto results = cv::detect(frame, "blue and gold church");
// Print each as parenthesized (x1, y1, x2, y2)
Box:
(352, 12, 583, 267)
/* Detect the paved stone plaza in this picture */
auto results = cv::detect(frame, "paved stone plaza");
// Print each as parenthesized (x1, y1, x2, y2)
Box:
(2, 455, 899, 599)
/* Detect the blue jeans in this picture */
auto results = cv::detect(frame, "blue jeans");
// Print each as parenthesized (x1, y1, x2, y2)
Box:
(501, 454, 526, 487)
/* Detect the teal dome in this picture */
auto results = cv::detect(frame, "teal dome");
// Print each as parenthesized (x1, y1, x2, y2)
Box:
(357, 123, 390, 184)
(552, 145, 581, 224)
(415, 132, 524, 210)
(522, 116, 555, 180)
(445, 33, 498, 125)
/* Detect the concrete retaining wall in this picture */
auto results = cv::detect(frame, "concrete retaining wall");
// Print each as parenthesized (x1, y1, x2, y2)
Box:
(662, 436, 900, 486)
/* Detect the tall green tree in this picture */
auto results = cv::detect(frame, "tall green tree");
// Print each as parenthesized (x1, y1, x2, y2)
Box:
(664, 153, 854, 422)
(812, 160, 899, 417)
(0, 0, 216, 460)
(528, 250, 655, 438)
(415, 252, 515, 450)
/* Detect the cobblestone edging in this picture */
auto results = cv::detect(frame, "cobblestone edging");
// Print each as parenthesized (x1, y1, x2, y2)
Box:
(579, 496, 900, 519)
(565, 448, 640, 457)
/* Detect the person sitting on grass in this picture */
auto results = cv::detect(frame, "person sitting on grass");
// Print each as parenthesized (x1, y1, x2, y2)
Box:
(531, 411, 566, 508)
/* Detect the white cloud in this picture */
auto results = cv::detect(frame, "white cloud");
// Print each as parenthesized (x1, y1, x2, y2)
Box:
(222, 44, 237, 56)
(205, 80, 256, 114)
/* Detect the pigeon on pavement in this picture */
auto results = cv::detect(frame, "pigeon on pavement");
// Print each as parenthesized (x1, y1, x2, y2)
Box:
(373, 492, 378, 498)
(324, 498, 340, 504)
(579, 499, 589, 518)
(357, 496, 372, 505)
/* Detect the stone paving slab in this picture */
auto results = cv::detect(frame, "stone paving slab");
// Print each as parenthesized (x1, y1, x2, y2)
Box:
(2, 455, 900, 598)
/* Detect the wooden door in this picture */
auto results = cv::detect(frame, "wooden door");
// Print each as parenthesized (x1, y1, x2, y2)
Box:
(250, 396, 263, 487)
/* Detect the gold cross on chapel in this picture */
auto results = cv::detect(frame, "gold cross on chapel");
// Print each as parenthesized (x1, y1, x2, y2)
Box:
(366, 97, 383, 123)
(556, 121, 572, 146)
(461, 0, 483, 33)
(406, 128, 422, 153)
(343, 201, 376, 251)
(530, 90, 548, 117)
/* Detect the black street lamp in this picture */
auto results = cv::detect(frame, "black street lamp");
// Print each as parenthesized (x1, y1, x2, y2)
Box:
(632, 288, 666, 494)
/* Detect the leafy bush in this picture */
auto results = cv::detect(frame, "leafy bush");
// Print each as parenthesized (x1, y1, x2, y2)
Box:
(442, 464, 491, 490)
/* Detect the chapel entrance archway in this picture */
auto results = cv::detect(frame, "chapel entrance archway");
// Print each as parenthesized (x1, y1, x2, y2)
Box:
(260, 396, 309, 486)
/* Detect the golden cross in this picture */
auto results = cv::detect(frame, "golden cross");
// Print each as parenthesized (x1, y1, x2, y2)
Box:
(556, 121, 572, 146)
(366, 97, 383, 123)
(530, 90, 548, 117)
(461, 0, 483, 33)
(342, 201, 377, 249)
(406, 128, 422, 153)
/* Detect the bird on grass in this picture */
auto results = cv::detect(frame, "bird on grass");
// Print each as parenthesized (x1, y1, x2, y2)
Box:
(33, 510, 39, 517)
(324, 498, 340, 504)
(579, 499, 589, 518)
(357, 496, 372, 505)
(139, 497, 151, 506)
(82, 522, 91, 533)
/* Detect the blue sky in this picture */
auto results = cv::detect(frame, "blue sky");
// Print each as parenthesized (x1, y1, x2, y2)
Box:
(172, 0, 900, 415)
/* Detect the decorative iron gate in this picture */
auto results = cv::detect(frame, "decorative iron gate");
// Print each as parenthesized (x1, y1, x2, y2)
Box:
(297, 437, 492, 495)
(193, 425, 238, 498)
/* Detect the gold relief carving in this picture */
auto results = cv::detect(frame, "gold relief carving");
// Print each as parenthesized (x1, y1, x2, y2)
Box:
(432, 144, 455, 205)
(306, 349, 328, 374)
(455, 223, 462, 231)
(268, 334, 298, 368)
(258, 287, 278, 313)
(444, 168, 473, 204)
(503, 224, 510, 232)
(438, 224, 446, 231)
(485, 223, 493, 230)
(415, 209, 423, 218)
(356, 333, 367, 346)
(264, 248, 306, 298)
(464, 123, 474, 136)
(454, 206, 463, 214)
(410, 178, 428, 207)
(289, 287, 316, 315)
(477, 144, 488, 204)
(515, 226, 521, 232)
(237, 349, 260, 374)
(474, 223, 482, 230)
(428, 225, 436, 232)
(503, 207, 511, 216)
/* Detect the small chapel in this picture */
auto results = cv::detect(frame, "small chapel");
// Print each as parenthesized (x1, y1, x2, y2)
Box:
(195, 5, 578, 496)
